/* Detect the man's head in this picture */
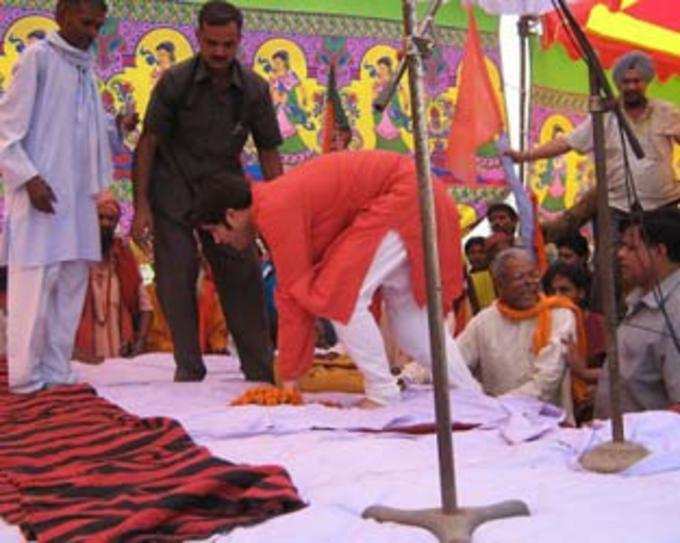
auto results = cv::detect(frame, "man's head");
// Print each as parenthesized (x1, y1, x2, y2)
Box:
(618, 208, 680, 291)
(556, 232, 589, 269)
(542, 261, 590, 308)
(96, 192, 120, 256)
(197, 1, 243, 73)
(464, 236, 487, 272)
(491, 248, 541, 310)
(56, 0, 107, 51)
(612, 51, 654, 109)
(487, 202, 518, 236)
(192, 171, 255, 251)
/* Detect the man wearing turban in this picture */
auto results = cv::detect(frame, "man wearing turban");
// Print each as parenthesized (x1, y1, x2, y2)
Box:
(506, 50, 680, 233)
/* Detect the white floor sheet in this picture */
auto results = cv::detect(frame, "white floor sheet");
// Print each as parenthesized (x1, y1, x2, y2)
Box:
(3, 353, 680, 543)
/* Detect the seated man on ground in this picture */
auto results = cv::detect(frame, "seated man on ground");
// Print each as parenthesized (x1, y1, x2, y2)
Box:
(555, 231, 591, 272)
(543, 261, 605, 423)
(197, 255, 230, 355)
(464, 236, 496, 314)
(457, 248, 578, 415)
(593, 208, 680, 418)
(192, 150, 482, 408)
(74, 194, 153, 363)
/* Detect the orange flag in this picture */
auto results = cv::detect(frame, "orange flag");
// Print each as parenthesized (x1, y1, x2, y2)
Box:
(447, 5, 504, 185)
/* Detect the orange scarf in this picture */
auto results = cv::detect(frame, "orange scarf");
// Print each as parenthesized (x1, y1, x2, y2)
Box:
(496, 294, 587, 358)
(496, 294, 591, 406)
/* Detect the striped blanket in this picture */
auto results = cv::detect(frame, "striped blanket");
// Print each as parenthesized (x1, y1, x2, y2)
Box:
(0, 364, 305, 542)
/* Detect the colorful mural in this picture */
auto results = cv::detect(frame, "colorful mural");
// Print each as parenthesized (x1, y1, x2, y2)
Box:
(529, 1, 680, 219)
(0, 0, 507, 230)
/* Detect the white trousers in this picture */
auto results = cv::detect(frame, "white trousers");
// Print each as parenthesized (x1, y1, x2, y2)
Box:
(7, 260, 88, 393)
(331, 231, 482, 405)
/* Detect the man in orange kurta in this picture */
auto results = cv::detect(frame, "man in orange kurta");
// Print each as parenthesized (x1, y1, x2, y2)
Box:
(193, 150, 481, 406)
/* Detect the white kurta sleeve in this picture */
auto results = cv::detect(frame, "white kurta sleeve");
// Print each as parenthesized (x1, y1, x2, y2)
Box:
(0, 47, 41, 191)
(456, 313, 482, 371)
(506, 309, 575, 403)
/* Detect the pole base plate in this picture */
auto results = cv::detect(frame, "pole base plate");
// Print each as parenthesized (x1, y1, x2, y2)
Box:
(362, 501, 530, 543)
(579, 440, 650, 473)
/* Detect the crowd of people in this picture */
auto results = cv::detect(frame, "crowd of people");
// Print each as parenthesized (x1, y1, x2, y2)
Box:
(0, 0, 678, 426)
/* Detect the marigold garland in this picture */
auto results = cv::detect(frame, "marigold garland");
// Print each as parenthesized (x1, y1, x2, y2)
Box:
(230, 386, 303, 406)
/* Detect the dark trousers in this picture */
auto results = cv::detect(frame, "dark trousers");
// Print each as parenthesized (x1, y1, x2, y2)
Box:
(153, 213, 273, 382)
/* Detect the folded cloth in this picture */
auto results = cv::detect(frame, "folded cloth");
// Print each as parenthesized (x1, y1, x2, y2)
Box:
(0, 360, 305, 543)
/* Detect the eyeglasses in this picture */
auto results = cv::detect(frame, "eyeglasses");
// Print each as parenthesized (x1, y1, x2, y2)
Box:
(506, 269, 541, 283)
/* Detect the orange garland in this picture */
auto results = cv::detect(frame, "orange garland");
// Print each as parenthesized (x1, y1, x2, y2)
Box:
(230, 386, 303, 407)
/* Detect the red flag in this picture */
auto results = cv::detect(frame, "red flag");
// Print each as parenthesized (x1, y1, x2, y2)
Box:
(447, 6, 504, 185)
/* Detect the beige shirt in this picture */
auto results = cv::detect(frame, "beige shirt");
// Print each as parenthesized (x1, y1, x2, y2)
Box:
(457, 302, 575, 410)
(566, 98, 680, 211)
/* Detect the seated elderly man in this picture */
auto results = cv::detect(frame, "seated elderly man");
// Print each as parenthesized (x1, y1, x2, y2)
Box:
(457, 247, 579, 414)
(74, 193, 153, 363)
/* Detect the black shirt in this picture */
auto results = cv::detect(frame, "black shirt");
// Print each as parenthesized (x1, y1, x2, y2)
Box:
(144, 55, 282, 221)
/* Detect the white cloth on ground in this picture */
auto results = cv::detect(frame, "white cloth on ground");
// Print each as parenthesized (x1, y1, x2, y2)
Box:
(7, 260, 88, 393)
(330, 230, 482, 405)
(562, 410, 680, 476)
(0, 31, 112, 267)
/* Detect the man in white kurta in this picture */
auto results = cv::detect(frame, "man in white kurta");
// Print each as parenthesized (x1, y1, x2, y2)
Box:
(457, 248, 576, 415)
(0, 1, 112, 393)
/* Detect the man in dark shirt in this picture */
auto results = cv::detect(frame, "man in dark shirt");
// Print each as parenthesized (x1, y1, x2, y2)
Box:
(132, 0, 282, 382)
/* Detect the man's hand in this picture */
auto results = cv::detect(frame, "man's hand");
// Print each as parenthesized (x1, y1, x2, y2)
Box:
(131, 201, 154, 250)
(502, 148, 526, 163)
(121, 338, 145, 358)
(26, 175, 57, 214)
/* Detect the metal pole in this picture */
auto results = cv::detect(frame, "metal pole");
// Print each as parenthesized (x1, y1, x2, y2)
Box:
(589, 67, 624, 443)
(402, 0, 457, 514)
(518, 16, 530, 186)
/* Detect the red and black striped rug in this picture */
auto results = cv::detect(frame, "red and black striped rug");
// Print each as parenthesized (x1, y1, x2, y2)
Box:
(0, 362, 305, 542)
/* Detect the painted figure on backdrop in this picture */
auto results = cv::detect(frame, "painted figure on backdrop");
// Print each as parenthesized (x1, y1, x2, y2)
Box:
(8, 29, 46, 54)
(140, 40, 177, 86)
(367, 56, 411, 153)
(259, 49, 315, 155)
(537, 124, 568, 216)
(93, 17, 123, 70)
(152, 42, 176, 85)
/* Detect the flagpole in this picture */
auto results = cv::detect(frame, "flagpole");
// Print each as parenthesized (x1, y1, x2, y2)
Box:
(517, 15, 534, 187)
(362, 2, 529, 539)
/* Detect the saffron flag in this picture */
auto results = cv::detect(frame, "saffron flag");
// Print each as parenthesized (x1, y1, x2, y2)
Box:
(321, 63, 350, 153)
(447, 5, 504, 184)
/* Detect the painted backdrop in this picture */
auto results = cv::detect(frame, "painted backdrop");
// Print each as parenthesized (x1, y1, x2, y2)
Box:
(528, 0, 680, 219)
(0, 0, 506, 231)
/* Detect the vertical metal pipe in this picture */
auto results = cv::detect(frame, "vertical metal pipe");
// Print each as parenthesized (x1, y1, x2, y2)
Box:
(589, 67, 624, 443)
(518, 16, 528, 186)
(402, 0, 457, 514)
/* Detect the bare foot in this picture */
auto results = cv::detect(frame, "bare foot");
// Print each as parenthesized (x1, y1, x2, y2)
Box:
(354, 398, 384, 409)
